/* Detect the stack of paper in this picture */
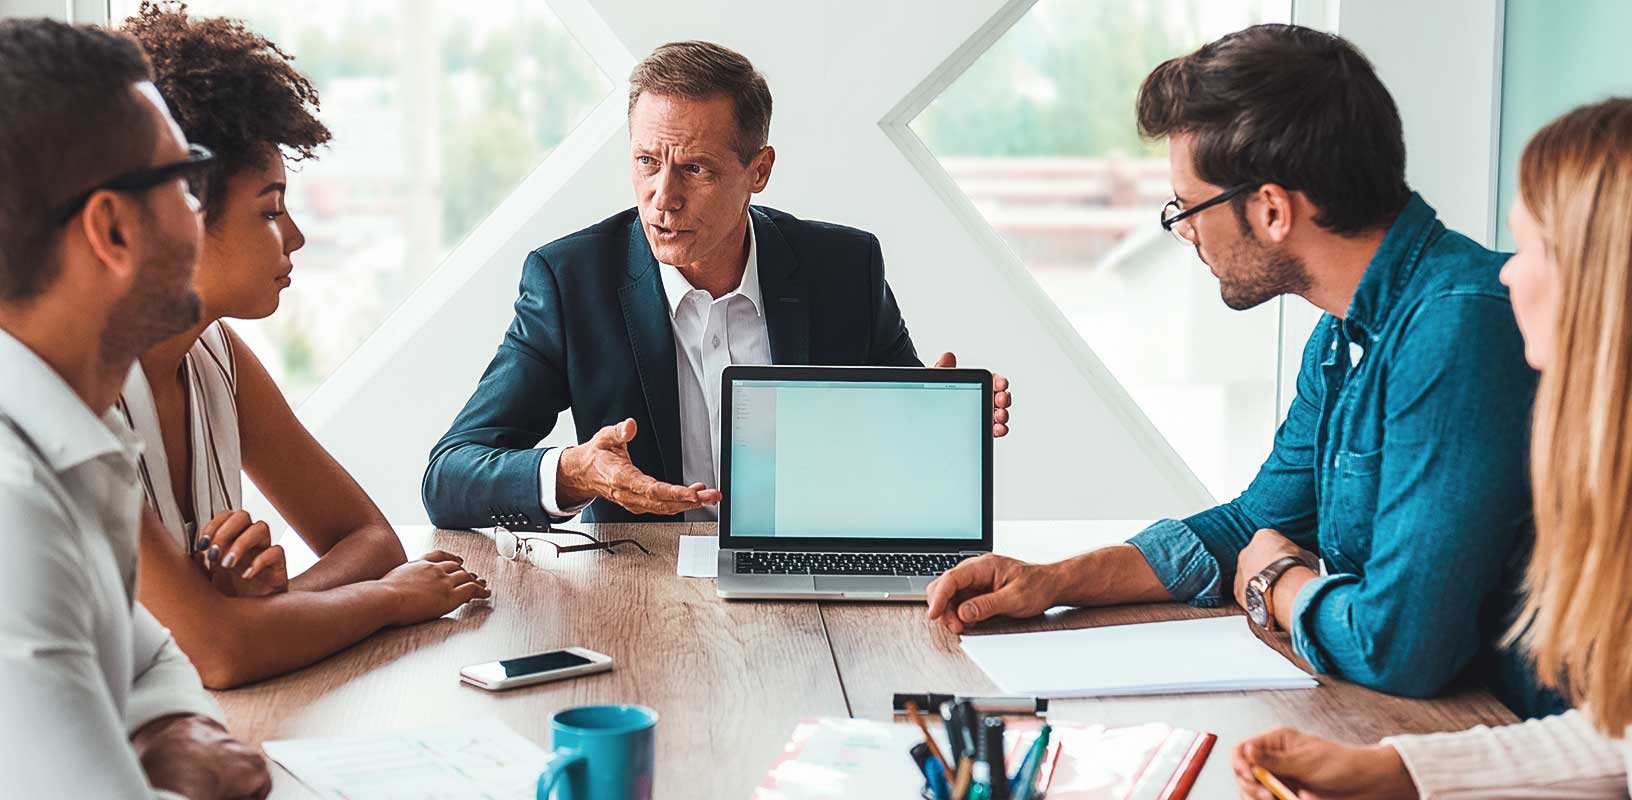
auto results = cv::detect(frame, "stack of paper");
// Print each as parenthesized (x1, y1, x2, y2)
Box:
(961, 616, 1317, 698)
(263, 719, 552, 799)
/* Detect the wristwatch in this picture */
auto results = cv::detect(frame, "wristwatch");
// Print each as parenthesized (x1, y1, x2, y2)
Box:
(1244, 556, 1314, 632)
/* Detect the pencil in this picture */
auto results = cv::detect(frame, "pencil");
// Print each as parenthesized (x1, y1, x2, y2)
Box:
(1252, 766, 1299, 800)
(951, 756, 973, 800)
(906, 701, 955, 783)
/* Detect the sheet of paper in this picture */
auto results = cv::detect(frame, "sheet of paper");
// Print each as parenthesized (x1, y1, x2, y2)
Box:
(678, 535, 719, 578)
(263, 719, 552, 800)
(961, 615, 1316, 698)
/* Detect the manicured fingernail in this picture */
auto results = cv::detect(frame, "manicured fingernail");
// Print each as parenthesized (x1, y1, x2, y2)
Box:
(208, 545, 220, 562)
(221, 553, 238, 569)
(242, 566, 257, 579)
(196, 536, 210, 550)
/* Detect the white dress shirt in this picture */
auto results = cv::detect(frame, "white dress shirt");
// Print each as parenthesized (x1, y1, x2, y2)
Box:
(0, 328, 222, 798)
(541, 224, 771, 520)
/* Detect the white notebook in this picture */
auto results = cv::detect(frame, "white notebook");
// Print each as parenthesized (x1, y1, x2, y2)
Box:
(961, 615, 1317, 698)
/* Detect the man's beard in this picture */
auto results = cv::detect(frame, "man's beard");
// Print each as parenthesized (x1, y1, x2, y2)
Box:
(100, 218, 202, 371)
(1213, 228, 1312, 311)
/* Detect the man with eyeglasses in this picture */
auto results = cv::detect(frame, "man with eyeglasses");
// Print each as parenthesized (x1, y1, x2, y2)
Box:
(927, 24, 1561, 719)
(0, 19, 270, 798)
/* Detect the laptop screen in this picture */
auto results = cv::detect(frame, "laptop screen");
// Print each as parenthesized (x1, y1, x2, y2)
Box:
(726, 377, 985, 541)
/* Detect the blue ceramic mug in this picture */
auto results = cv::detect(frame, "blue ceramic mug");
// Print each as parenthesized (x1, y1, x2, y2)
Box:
(535, 705, 657, 800)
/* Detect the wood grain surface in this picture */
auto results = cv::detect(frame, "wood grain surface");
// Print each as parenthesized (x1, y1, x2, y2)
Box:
(219, 523, 1518, 799)
(218, 523, 846, 799)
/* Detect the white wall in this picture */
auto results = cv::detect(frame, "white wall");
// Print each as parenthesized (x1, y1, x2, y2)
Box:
(1276, 0, 1506, 416)
(1340, 0, 1505, 245)
(301, 0, 1217, 524)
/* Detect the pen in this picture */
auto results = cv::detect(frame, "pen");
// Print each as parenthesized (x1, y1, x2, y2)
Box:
(943, 702, 966, 763)
(951, 756, 973, 800)
(1009, 724, 1050, 800)
(926, 755, 952, 800)
(953, 701, 979, 764)
(906, 701, 955, 783)
(1252, 766, 1299, 800)
(895, 693, 1050, 717)
(910, 742, 931, 775)
(969, 761, 990, 800)
(981, 716, 1009, 800)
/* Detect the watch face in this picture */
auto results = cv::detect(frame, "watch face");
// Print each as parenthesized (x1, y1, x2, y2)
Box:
(1245, 584, 1269, 627)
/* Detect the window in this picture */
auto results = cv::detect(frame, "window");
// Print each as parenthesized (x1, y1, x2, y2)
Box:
(111, 0, 613, 403)
(1495, 0, 1632, 251)
(912, 0, 1292, 499)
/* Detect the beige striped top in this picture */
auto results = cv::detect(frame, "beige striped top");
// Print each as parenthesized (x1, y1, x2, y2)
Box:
(1385, 709, 1631, 798)
(117, 321, 243, 554)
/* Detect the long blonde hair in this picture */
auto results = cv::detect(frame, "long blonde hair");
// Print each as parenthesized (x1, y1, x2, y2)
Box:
(1511, 97, 1632, 734)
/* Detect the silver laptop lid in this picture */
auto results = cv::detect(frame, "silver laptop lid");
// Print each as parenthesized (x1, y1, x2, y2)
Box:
(718, 365, 994, 553)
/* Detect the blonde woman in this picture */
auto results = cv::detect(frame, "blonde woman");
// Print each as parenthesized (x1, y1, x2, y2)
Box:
(1230, 97, 1632, 799)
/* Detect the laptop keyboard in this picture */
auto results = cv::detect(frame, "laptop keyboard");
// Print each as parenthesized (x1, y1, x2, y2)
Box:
(734, 551, 972, 577)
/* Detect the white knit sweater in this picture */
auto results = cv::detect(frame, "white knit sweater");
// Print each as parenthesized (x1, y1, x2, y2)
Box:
(1384, 710, 1632, 798)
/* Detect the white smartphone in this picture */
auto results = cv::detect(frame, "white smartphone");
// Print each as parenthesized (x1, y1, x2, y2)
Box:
(458, 647, 614, 691)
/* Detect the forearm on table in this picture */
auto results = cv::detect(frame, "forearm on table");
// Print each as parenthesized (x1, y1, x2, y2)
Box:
(170, 581, 403, 689)
(290, 523, 406, 592)
(1049, 544, 1172, 608)
(1289, 574, 1481, 696)
(423, 441, 547, 529)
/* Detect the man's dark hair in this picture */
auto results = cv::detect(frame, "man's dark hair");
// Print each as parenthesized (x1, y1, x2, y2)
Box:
(1137, 24, 1411, 235)
(123, 1, 330, 224)
(0, 18, 155, 302)
(628, 40, 772, 165)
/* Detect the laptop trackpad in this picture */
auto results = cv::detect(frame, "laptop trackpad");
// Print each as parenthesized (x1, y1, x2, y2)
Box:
(815, 576, 913, 593)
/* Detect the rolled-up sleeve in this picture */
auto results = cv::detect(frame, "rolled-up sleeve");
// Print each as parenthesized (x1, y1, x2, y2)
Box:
(1128, 320, 1327, 606)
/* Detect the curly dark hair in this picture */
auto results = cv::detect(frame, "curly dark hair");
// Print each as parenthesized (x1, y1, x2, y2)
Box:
(122, 1, 331, 223)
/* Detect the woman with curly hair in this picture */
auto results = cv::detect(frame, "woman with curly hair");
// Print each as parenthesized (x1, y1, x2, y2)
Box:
(120, 2, 489, 689)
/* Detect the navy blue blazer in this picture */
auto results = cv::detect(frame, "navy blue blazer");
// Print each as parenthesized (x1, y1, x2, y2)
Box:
(422, 206, 924, 527)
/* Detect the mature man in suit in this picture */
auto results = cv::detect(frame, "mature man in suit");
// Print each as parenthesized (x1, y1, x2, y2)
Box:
(424, 41, 1011, 527)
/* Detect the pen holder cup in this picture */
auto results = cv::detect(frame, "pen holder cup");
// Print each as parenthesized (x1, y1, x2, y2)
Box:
(536, 705, 657, 800)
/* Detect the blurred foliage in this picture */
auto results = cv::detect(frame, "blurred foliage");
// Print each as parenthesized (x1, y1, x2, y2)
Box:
(916, 0, 1255, 158)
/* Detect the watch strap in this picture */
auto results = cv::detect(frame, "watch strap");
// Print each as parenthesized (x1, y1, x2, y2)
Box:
(1256, 555, 1315, 632)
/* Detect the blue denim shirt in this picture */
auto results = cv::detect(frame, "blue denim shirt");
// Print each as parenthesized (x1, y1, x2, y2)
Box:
(1130, 194, 1561, 718)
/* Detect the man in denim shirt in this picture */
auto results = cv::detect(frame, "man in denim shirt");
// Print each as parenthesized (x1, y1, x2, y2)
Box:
(926, 24, 1559, 718)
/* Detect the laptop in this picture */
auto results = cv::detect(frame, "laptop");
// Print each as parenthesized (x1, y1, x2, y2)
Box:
(716, 365, 993, 601)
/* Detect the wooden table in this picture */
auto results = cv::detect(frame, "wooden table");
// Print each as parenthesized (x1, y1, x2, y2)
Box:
(223, 521, 1517, 799)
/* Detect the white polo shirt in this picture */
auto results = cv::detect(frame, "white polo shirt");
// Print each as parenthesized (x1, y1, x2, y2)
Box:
(0, 327, 222, 798)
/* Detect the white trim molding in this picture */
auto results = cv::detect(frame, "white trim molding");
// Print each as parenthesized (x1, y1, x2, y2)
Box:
(879, 0, 1213, 507)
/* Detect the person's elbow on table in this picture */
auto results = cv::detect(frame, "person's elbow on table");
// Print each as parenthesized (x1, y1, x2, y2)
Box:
(420, 442, 478, 530)
(1306, 621, 1467, 699)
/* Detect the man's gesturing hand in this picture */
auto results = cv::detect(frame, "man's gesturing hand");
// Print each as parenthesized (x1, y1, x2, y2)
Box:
(557, 418, 722, 515)
(924, 555, 1063, 634)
